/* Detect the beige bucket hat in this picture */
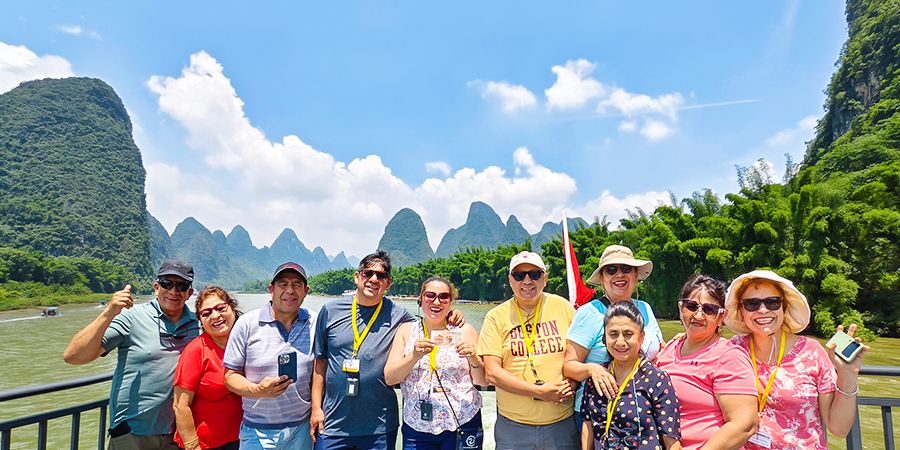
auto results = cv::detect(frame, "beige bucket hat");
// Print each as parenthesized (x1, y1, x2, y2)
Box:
(586, 245, 653, 285)
(724, 270, 811, 334)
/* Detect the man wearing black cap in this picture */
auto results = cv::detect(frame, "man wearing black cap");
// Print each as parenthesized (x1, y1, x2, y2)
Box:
(64, 260, 201, 450)
(224, 262, 317, 450)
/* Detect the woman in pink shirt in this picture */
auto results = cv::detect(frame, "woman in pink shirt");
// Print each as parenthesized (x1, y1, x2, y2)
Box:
(724, 271, 868, 450)
(656, 275, 757, 450)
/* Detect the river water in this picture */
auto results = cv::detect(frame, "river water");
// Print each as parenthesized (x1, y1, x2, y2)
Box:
(0, 294, 499, 450)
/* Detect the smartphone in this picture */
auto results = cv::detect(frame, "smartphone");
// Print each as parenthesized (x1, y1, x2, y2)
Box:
(826, 329, 863, 363)
(278, 352, 297, 383)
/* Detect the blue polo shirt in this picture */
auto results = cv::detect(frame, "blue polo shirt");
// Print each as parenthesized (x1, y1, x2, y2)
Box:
(223, 302, 316, 428)
(101, 300, 200, 436)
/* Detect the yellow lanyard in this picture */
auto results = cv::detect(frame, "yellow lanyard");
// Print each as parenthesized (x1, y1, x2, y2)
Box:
(605, 360, 641, 438)
(514, 296, 542, 360)
(351, 295, 383, 358)
(421, 320, 444, 373)
(750, 330, 786, 413)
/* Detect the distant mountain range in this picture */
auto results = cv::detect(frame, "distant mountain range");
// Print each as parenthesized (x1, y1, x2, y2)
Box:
(150, 201, 587, 288)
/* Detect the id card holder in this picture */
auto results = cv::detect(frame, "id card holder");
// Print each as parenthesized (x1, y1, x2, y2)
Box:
(747, 430, 772, 449)
(419, 400, 433, 421)
(342, 357, 360, 374)
(346, 377, 359, 396)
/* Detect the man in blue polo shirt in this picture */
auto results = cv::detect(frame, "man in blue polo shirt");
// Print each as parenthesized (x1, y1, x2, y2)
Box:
(224, 262, 317, 450)
(64, 260, 200, 450)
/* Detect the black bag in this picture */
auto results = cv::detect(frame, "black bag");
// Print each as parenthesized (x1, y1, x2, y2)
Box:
(457, 426, 483, 450)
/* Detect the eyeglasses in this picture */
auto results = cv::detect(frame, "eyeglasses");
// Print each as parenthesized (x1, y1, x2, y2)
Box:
(198, 303, 229, 319)
(511, 270, 543, 281)
(604, 265, 634, 276)
(742, 296, 783, 312)
(603, 434, 640, 449)
(679, 299, 724, 316)
(422, 291, 451, 303)
(158, 278, 192, 293)
(360, 269, 390, 281)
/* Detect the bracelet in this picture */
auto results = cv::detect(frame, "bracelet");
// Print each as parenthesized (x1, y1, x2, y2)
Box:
(183, 437, 200, 449)
(835, 384, 859, 397)
(469, 361, 483, 369)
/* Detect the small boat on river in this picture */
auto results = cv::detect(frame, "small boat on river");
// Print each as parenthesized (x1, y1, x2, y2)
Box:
(41, 307, 61, 317)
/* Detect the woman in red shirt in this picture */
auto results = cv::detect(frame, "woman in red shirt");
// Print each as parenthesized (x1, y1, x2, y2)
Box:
(174, 287, 243, 450)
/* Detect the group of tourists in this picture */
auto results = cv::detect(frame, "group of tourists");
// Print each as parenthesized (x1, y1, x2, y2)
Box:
(63, 244, 868, 450)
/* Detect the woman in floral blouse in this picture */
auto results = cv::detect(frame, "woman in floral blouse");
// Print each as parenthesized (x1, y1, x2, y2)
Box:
(581, 301, 681, 450)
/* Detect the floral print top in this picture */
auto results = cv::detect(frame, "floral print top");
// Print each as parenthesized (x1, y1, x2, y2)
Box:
(732, 334, 837, 450)
(581, 359, 681, 450)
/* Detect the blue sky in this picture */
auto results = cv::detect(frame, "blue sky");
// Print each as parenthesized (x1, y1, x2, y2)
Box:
(0, 1, 848, 258)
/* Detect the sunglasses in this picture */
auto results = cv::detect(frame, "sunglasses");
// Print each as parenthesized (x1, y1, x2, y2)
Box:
(604, 265, 634, 276)
(679, 299, 724, 316)
(359, 269, 390, 281)
(158, 278, 192, 293)
(198, 303, 230, 319)
(742, 296, 783, 312)
(422, 291, 451, 303)
(511, 270, 544, 281)
(604, 434, 640, 449)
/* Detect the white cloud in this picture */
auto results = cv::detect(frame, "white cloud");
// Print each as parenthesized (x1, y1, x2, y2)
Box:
(425, 161, 452, 176)
(574, 190, 672, 228)
(598, 89, 683, 120)
(468, 80, 536, 113)
(640, 120, 675, 141)
(57, 25, 83, 35)
(618, 121, 637, 133)
(148, 51, 592, 256)
(0, 42, 74, 94)
(545, 59, 604, 110)
(764, 115, 818, 147)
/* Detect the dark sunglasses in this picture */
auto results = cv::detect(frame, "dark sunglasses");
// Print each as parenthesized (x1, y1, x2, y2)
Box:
(359, 269, 390, 281)
(511, 270, 543, 281)
(680, 299, 724, 316)
(742, 296, 783, 312)
(604, 265, 634, 276)
(604, 434, 640, 449)
(198, 303, 229, 319)
(422, 291, 451, 303)
(158, 278, 192, 292)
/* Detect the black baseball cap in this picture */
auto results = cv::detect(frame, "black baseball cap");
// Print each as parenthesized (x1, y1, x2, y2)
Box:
(272, 262, 308, 284)
(158, 260, 194, 282)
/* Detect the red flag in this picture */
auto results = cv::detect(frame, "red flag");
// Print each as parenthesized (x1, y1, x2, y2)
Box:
(563, 216, 595, 309)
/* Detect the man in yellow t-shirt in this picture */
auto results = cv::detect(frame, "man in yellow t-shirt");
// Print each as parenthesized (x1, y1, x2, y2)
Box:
(477, 251, 578, 450)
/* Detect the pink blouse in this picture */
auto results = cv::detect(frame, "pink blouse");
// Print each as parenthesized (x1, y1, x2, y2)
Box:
(732, 335, 837, 450)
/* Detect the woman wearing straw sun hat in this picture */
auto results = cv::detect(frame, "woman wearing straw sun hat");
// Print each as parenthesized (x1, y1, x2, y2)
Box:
(562, 245, 665, 440)
(725, 270, 869, 450)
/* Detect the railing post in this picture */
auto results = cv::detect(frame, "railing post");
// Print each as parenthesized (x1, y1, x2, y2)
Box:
(71, 412, 80, 450)
(1, 430, 9, 450)
(883, 406, 895, 450)
(846, 403, 863, 450)
(98, 404, 107, 450)
(37, 420, 48, 450)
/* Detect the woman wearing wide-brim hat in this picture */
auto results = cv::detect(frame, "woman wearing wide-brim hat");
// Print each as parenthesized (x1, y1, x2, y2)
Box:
(562, 245, 665, 435)
(725, 270, 869, 450)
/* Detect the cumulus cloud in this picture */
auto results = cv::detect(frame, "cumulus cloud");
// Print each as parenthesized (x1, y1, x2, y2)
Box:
(468, 80, 536, 113)
(573, 190, 672, 228)
(0, 42, 74, 94)
(618, 121, 637, 133)
(640, 120, 675, 141)
(598, 89, 683, 120)
(425, 161, 452, 176)
(148, 51, 599, 255)
(764, 115, 818, 147)
(544, 59, 604, 110)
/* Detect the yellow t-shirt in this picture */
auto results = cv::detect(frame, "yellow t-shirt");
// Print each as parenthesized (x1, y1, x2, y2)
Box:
(477, 292, 575, 425)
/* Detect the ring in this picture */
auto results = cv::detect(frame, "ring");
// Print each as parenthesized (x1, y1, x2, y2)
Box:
(599, 381, 605, 385)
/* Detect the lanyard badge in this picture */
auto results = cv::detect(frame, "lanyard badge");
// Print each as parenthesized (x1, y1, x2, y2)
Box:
(343, 296, 384, 396)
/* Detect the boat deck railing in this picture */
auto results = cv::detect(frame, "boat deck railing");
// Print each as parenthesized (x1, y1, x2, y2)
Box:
(0, 367, 897, 450)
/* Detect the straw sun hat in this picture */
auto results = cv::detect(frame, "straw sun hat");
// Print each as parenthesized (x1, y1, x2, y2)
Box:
(724, 270, 811, 334)
(586, 245, 653, 285)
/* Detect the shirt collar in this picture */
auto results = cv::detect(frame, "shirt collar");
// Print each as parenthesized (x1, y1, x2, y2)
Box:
(260, 301, 310, 324)
(150, 299, 196, 327)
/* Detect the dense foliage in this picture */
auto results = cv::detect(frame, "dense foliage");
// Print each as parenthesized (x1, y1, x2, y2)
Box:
(0, 78, 152, 278)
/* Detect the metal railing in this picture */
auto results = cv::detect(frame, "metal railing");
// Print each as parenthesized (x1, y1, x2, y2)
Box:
(0, 367, 895, 450)
(846, 366, 900, 450)
(0, 372, 112, 450)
